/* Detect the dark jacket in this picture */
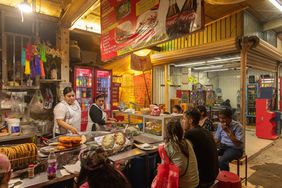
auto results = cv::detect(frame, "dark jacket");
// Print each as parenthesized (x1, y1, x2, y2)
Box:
(185, 125, 219, 186)
(89, 104, 105, 131)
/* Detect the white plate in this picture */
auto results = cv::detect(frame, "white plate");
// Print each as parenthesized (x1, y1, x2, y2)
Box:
(134, 143, 158, 151)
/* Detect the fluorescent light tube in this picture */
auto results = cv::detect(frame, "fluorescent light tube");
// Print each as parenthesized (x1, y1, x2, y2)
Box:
(203, 68, 229, 73)
(207, 57, 240, 63)
(269, 0, 282, 12)
(175, 61, 206, 67)
(193, 65, 224, 70)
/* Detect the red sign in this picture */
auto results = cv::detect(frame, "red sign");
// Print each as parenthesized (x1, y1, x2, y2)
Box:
(100, 0, 204, 62)
(112, 82, 121, 103)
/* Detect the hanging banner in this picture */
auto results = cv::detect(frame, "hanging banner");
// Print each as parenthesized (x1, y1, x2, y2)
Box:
(100, 0, 204, 62)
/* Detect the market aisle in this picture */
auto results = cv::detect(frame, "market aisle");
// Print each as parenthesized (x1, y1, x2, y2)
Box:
(232, 137, 282, 188)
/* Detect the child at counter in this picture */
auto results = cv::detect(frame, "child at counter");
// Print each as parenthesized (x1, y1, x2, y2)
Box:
(77, 146, 131, 188)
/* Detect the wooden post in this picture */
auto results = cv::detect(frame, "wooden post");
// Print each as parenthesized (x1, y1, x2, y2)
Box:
(238, 36, 259, 151)
(276, 63, 280, 111)
(1, 11, 7, 84)
(240, 44, 248, 126)
(56, 27, 70, 82)
(164, 64, 169, 112)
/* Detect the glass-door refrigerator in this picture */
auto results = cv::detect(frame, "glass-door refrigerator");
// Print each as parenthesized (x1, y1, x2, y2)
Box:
(73, 66, 94, 131)
(94, 69, 112, 117)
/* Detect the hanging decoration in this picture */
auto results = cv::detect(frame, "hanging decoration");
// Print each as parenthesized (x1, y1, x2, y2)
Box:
(188, 76, 198, 84)
(21, 41, 62, 80)
(40, 44, 47, 62)
(167, 80, 172, 85)
(21, 48, 26, 66)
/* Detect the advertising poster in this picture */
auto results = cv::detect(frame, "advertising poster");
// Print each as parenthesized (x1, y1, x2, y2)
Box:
(101, 0, 204, 62)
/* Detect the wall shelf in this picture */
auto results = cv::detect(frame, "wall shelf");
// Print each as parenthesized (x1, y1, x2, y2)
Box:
(39, 79, 62, 84)
(2, 86, 40, 90)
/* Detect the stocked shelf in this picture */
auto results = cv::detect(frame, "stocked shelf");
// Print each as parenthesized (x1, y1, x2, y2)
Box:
(2, 86, 40, 90)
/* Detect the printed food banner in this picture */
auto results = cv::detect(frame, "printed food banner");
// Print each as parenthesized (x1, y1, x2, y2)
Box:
(101, 0, 204, 62)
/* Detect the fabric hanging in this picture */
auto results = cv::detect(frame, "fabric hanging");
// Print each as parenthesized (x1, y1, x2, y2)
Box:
(26, 44, 32, 61)
(35, 56, 41, 76)
(30, 60, 36, 79)
(40, 44, 47, 63)
(21, 48, 26, 66)
(24, 60, 30, 75)
(40, 60, 45, 78)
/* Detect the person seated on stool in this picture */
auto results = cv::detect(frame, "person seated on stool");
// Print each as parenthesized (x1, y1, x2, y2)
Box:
(215, 108, 244, 171)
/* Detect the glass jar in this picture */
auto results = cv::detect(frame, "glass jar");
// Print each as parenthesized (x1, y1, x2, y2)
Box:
(28, 164, 35, 178)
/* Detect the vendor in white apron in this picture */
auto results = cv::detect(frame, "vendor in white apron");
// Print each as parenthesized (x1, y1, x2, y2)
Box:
(53, 87, 81, 137)
(87, 94, 115, 131)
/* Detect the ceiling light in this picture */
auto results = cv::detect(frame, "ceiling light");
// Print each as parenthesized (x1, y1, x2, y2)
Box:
(18, 0, 32, 13)
(133, 49, 152, 56)
(175, 61, 206, 67)
(203, 68, 229, 73)
(269, 0, 282, 12)
(207, 56, 240, 63)
(193, 65, 224, 70)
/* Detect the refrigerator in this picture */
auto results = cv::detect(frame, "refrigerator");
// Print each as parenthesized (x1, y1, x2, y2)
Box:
(73, 66, 112, 131)
(94, 68, 112, 117)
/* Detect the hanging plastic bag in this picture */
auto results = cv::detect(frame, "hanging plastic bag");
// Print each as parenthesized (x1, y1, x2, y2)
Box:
(151, 145, 179, 188)
(43, 88, 53, 110)
(29, 90, 45, 114)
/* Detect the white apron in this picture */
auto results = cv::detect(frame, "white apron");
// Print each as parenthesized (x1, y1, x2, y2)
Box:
(87, 103, 106, 131)
(54, 100, 81, 137)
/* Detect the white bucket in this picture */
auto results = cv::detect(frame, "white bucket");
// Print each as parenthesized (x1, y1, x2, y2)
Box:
(6, 118, 21, 135)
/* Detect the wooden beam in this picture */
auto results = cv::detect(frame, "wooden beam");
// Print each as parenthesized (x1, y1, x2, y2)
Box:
(263, 18, 282, 31)
(59, 0, 98, 28)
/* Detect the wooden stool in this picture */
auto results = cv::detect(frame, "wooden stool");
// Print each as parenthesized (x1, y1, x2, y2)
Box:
(234, 154, 248, 186)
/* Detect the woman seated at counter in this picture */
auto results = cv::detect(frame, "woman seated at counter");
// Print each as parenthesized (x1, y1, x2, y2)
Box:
(87, 94, 116, 131)
(172, 105, 183, 114)
(164, 119, 199, 188)
(77, 146, 131, 188)
(53, 87, 81, 137)
(197, 105, 215, 132)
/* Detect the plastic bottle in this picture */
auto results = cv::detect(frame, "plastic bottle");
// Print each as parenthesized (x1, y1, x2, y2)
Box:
(47, 150, 57, 180)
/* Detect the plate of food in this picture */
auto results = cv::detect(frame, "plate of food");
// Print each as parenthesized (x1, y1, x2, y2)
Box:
(40, 135, 85, 154)
(134, 143, 158, 151)
(116, 0, 131, 20)
(136, 10, 158, 34)
(95, 132, 130, 153)
(115, 21, 134, 43)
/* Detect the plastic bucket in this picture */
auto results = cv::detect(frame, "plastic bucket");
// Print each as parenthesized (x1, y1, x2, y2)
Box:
(7, 118, 21, 135)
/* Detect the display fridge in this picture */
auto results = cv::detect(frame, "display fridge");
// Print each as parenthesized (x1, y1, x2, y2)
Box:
(94, 69, 112, 117)
(73, 66, 112, 131)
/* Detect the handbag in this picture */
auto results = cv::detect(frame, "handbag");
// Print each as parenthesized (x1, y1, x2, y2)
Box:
(151, 145, 179, 188)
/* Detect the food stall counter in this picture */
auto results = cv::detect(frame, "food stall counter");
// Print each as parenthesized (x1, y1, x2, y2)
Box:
(12, 171, 76, 188)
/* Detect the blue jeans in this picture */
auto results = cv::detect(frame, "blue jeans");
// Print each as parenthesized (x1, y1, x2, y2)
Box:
(218, 145, 243, 171)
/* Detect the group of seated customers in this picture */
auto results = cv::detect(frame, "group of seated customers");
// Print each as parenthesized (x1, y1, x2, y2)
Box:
(0, 106, 244, 188)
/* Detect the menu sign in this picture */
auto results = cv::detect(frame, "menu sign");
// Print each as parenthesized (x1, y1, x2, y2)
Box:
(100, 0, 204, 62)
(112, 82, 121, 103)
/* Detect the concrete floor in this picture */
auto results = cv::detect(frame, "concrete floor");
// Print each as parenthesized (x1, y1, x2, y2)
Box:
(245, 128, 273, 159)
(227, 128, 281, 188)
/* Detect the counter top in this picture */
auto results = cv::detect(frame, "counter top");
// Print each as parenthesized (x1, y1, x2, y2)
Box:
(16, 171, 75, 188)
(108, 148, 146, 162)
(0, 133, 34, 143)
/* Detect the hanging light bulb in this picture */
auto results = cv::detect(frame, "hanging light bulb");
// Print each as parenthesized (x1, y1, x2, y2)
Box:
(17, 0, 32, 13)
